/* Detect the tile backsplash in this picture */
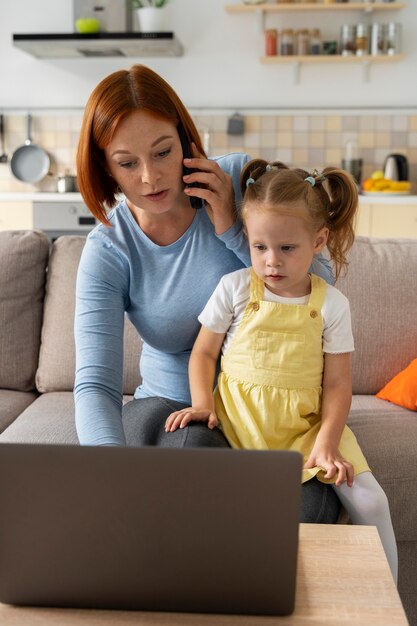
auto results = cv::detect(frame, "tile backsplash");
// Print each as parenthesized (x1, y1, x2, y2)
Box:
(0, 110, 416, 192)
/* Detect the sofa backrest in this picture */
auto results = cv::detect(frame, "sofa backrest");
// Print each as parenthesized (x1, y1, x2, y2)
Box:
(35, 236, 142, 395)
(0, 230, 50, 392)
(336, 236, 417, 395)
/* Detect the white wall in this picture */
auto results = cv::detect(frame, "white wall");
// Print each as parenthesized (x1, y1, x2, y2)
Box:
(0, 0, 416, 110)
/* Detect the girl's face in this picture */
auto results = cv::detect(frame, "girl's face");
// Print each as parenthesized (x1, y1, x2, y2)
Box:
(244, 204, 329, 298)
(104, 109, 189, 220)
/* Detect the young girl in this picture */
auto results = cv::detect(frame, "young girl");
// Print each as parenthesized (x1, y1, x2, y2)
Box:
(165, 159, 398, 583)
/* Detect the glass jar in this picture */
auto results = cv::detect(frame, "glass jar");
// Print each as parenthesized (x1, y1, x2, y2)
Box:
(386, 23, 402, 55)
(280, 29, 295, 56)
(371, 23, 387, 56)
(296, 29, 310, 56)
(309, 29, 322, 55)
(340, 24, 356, 56)
(355, 23, 370, 56)
(265, 29, 277, 56)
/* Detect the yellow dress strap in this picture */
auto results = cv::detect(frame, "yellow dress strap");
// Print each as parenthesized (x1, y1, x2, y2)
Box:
(307, 273, 327, 311)
(249, 268, 264, 302)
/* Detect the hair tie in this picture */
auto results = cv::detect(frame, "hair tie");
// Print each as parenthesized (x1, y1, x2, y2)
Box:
(304, 176, 316, 187)
(305, 169, 326, 187)
(246, 177, 255, 188)
(265, 164, 273, 172)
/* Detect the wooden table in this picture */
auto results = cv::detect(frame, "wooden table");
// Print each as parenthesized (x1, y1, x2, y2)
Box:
(0, 524, 408, 626)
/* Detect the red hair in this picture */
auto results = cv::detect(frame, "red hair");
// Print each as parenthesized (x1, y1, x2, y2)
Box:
(76, 65, 205, 225)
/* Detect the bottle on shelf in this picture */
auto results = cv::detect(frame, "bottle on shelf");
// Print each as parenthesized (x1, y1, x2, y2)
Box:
(309, 29, 322, 55)
(340, 24, 356, 56)
(280, 29, 295, 56)
(265, 29, 278, 56)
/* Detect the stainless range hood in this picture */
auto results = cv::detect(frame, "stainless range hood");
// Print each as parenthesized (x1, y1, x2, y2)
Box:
(13, 32, 183, 58)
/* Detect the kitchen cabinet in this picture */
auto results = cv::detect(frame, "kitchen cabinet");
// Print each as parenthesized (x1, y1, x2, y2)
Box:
(357, 197, 417, 238)
(0, 202, 33, 231)
(225, 2, 406, 81)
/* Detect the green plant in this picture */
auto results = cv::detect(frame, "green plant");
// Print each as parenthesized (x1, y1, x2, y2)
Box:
(131, 0, 168, 8)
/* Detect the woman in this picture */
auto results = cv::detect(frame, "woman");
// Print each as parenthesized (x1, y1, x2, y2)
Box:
(75, 64, 339, 522)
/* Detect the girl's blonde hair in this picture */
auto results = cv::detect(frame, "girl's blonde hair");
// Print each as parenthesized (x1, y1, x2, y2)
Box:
(240, 159, 358, 279)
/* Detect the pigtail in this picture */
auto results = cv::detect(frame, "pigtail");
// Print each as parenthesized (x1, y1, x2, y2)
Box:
(240, 159, 289, 199)
(321, 167, 358, 279)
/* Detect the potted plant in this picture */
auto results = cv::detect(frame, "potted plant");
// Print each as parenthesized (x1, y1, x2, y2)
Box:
(132, 0, 169, 32)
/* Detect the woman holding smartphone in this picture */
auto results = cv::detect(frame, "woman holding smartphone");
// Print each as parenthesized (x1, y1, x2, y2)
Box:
(75, 64, 338, 522)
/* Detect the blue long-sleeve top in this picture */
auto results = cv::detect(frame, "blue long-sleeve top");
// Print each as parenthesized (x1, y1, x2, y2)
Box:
(74, 153, 333, 446)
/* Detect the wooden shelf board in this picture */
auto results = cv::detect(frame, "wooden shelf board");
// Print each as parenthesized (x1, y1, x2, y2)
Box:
(225, 2, 406, 13)
(260, 53, 405, 63)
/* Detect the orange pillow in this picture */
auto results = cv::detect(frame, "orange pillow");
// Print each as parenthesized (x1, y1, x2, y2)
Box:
(376, 359, 417, 411)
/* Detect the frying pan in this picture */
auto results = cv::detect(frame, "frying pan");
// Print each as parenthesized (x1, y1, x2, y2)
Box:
(10, 114, 50, 183)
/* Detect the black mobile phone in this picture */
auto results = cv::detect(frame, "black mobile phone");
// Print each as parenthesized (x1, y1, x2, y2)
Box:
(178, 123, 202, 210)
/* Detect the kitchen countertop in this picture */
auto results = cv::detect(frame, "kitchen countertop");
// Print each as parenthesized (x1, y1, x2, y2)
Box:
(359, 194, 417, 204)
(0, 192, 83, 202)
(1, 192, 417, 204)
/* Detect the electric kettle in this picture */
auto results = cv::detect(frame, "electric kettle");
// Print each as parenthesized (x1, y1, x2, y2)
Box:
(383, 154, 409, 181)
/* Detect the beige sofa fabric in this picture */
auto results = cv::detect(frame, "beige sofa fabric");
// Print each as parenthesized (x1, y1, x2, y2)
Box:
(337, 236, 417, 395)
(0, 230, 49, 391)
(35, 236, 142, 395)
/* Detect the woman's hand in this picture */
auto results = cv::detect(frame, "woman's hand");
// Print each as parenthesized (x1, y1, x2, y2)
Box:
(165, 407, 219, 432)
(183, 143, 236, 235)
(304, 442, 354, 488)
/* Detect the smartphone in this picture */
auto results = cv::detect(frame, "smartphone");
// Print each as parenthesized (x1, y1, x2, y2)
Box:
(178, 123, 202, 210)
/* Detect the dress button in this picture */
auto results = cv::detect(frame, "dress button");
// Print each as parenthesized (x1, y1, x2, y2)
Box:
(310, 309, 318, 318)
(252, 302, 260, 311)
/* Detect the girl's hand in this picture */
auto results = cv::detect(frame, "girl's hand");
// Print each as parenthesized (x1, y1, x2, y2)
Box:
(165, 407, 219, 432)
(304, 444, 354, 488)
(183, 143, 236, 235)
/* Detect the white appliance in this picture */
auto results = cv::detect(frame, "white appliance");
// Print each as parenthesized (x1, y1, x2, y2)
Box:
(33, 201, 97, 241)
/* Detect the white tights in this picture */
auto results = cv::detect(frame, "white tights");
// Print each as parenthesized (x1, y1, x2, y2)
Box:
(333, 471, 398, 585)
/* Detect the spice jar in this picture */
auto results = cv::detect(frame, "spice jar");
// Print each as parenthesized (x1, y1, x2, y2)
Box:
(386, 23, 402, 55)
(280, 29, 295, 56)
(355, 23, 370, 56)
(296, 29, 310, 56)
(340, 24, 356, 56)
(309, 29, 322, 55)
(371, 23, 387, 56)
(265, 29, 278, 56)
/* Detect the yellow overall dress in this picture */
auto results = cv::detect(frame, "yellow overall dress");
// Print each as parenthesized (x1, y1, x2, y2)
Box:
(214, 269, 370, 484)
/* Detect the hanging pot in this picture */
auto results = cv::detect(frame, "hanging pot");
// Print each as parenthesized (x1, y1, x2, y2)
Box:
(10, 114, 50, 184)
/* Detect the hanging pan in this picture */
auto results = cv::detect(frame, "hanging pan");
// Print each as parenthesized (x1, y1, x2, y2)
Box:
(10, 114, 50, 183)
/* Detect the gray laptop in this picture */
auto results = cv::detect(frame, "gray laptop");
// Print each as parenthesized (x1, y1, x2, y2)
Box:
(0, 444, 302, 616)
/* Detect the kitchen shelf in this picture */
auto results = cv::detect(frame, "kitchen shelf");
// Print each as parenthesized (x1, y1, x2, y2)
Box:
(225, 3, 406, 31)
(12, 32, 183, 59)
(261, 53, 404, 82)
(261, 53, 404, 63)
(225, 3, 406, 14)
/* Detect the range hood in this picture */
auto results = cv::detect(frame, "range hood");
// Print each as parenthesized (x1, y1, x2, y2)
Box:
(13, 32, 183, 58)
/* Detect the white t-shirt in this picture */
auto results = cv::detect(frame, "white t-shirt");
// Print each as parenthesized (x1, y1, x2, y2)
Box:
(198, 268, 354, 355)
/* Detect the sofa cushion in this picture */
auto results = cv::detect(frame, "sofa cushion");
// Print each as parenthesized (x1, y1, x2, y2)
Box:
(348, 394, 417, 543)
(376, 358, 417, 411)
(35, 236, 142, 395)
(0, 392, 134, 444)
(337, 236, 417, 395)
(0, 389, 37, 433)
(0, 230, 50, 392)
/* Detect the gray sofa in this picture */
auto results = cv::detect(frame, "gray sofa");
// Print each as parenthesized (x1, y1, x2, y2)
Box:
(0, 229, 416, 625)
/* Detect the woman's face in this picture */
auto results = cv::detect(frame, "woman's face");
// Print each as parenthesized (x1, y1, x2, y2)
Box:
(104, 109, 188, 217)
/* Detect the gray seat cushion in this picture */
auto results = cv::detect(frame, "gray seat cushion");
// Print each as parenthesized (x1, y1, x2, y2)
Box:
(0, 389, 37, 433)
(348, 394, 417, 543)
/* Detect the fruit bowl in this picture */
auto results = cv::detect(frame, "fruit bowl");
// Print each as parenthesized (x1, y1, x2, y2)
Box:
(361, 170, 411, 194)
